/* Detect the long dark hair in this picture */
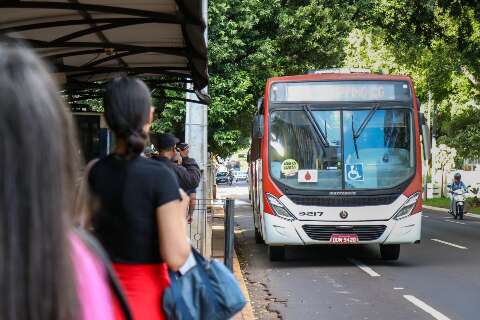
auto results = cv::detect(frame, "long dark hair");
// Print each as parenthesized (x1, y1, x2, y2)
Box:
(0, 44, 78, 319)
(103, 77, 152, 158)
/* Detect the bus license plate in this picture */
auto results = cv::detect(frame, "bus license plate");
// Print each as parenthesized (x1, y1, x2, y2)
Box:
(330, 234, 359, 244)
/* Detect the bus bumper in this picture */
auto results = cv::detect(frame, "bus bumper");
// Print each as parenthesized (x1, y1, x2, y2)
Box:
(262, 211, 422, 245)
(263, 213, 305, 245)
(382, 212, 422, 244)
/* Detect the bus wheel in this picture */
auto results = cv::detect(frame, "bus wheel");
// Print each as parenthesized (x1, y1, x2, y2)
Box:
(268, 246, 285, 261)
(254, 226, 264, 244)
(380, 244, 400, 260)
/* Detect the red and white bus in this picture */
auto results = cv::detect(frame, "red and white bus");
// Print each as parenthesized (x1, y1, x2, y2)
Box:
(249, 69, 427, 261)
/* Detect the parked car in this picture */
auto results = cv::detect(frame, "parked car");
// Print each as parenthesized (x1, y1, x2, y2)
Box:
(233, 171, 248, 182)
(216, 171, 232, 184)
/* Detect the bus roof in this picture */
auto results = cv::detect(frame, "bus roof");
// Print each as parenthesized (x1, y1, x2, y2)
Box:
(267, 73, 412, 84)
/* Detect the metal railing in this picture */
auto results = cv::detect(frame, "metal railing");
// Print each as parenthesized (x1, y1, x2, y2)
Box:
(188, 198, 215, 256)
(187, 197, 236, 270)
(224, 198, 235, 270)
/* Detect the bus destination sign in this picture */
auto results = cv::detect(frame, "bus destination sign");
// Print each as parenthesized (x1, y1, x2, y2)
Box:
(271, 81, 411, 102)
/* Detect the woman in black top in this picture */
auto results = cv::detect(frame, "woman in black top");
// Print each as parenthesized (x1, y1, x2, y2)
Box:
(88, 77, 191, 320)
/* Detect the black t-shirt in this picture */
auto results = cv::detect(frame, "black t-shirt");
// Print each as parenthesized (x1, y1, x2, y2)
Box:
(88, 154, 181, 263)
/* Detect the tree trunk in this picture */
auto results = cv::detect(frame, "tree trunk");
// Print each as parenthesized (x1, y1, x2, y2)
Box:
(460, 65, 479, 86)
(441, 169, 444, 198)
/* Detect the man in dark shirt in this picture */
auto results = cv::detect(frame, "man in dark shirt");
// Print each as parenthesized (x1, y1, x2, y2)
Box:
(151, 133, 201, 197)
(177, 142, 200, 222)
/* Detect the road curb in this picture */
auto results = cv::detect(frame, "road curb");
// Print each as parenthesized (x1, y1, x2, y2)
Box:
(233, 250, 255, 320)
(423, 205, 480, 219)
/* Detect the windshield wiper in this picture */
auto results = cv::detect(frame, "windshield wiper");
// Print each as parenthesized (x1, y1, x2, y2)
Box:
(304, 105, 329, 147)
(353, 103, 380, 139)
(352, 118, 360, 158)
(352, 103, 380, 158)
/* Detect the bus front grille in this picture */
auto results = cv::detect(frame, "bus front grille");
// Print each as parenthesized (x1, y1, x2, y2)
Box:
(289, 195, 398, 207)
(302, 225, 387, 241)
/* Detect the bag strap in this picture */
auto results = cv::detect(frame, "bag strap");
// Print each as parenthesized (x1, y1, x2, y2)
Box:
(74, 228, 133, 320)
(166, 248, 204, 320)
(166, 248, 218, 320)
(191, 249, 221, 311)
(168, 269, 195, 320)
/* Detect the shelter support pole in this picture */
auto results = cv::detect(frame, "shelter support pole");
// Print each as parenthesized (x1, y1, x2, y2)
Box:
(185, 0, 209, 255)
(224, 198, 235, 271)
(185, 88, 209, 256)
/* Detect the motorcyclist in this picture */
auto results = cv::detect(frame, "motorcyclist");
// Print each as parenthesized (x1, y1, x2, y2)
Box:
(448, 173, 467, 216)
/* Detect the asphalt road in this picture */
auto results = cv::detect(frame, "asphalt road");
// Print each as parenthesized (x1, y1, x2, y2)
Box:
(219, 183, 480, 320)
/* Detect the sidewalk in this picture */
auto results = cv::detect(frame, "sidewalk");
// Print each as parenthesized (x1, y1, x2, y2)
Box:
(211, 203, 255, 320)
(423, 205, 480, 219)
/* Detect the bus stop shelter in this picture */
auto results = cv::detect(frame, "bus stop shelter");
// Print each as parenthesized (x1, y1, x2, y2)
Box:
(0, 0, 212, 255)
(0, 0, 208, 98)
(0, 0, 208, 157)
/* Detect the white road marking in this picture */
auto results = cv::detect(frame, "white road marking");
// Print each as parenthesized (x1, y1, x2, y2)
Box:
(393, 287, 404, 290)
(431, 238, 468, 250)
(347, 258, 380, 277)
(423, 215, 429, 218)
(404, 295, 451, 320)
(444, 219, 466, 225)
(335, 290, 351, 294)
(465, 213, 480, 219)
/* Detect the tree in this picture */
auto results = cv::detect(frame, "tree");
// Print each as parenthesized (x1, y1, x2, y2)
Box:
(206, 0, 480, 158)
(77, 0, 480, 162)
(207, 0, 359, 157)
(439, 107, 480, 160)
(343, 15, 480, 161)
(432, 144, 457, 196)
(365, 0, 480, 87)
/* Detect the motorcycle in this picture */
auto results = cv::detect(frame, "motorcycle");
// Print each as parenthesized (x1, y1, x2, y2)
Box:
(448, 187, 470, 220)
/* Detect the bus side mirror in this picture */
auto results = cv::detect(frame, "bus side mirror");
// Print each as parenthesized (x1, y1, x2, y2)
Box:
(420, 112, 431, 163)
(257, 97, 264, 113)
(253, 115, 264, 139)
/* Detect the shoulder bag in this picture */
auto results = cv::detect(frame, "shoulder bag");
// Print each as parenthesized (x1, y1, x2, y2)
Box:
(163, 248, 246, 320)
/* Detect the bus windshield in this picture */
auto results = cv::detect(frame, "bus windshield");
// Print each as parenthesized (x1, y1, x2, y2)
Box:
(269, 107, 414, 190)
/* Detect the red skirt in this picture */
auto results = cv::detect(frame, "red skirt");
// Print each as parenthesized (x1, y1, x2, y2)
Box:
(113, 263, 170, 320)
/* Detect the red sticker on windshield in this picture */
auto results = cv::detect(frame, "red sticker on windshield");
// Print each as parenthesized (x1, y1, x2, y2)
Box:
(298, 170, 318, 183)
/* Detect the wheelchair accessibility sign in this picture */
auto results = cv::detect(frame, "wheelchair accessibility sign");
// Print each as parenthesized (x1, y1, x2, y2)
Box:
(346, 164, 364, 182)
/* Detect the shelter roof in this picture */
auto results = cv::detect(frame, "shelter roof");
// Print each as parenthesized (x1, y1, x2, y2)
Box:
(0, 0, 208, 97)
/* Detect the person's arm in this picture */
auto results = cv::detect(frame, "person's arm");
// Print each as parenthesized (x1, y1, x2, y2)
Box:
(156, 189, 191, 271)
(182, 157, 201, 184)
(172, 161, 201, 190)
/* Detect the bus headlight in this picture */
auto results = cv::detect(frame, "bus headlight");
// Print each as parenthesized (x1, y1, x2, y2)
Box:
(393, 193, 420, 220)
(266, 193, 296, 221)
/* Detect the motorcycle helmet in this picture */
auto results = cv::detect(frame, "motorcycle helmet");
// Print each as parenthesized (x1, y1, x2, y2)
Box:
(454, 172, 461, 181)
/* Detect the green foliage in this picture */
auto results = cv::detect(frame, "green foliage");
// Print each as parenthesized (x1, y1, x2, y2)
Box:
(207, 0, 480, 158)
(439, 108, 480, 159)
(149, 88, 187, 137)
(75, 0, 480, 161)
(343, 1, 480, 161)
(423, 197, 450, 209)
(150, 99, 186, 136)
(207, 0, 358, 157)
